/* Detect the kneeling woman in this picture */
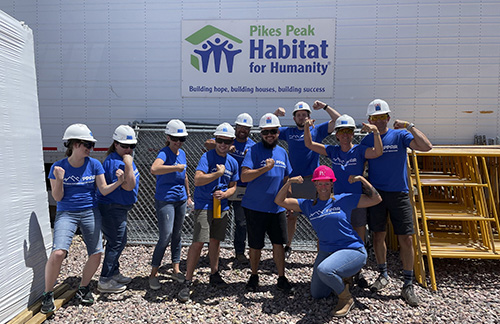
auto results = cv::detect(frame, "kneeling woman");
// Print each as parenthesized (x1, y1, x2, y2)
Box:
(275, 166, 381, 317)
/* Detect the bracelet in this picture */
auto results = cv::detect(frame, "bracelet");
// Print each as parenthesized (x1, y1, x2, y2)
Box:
(406, 122, 415, 131)
(323, 104, 329, 110)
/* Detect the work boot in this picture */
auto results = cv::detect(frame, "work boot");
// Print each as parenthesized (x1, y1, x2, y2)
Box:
(332, 278, 354, 317)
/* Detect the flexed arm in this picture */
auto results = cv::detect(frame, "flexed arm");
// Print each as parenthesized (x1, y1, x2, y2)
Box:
(303, 119, 327, 156)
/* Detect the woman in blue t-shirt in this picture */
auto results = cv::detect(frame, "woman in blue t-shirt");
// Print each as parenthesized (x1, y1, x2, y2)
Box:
(96, 125, 140, 294)
(148, 119, 193, 290)
(275, 166, 381, 318)
(41, 124, 125, 314)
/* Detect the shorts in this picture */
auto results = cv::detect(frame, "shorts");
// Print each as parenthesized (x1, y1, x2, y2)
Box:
(52, 208, 103, 256)
(244, 208, 287, 249)
(367, 190, 414, 235)
(192, 209, 230, 243)
(350, 207, 367, 228)
(291, 175, 316, 199)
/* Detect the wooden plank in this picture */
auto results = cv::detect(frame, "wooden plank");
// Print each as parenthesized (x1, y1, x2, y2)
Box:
(25, 288, 77, 324)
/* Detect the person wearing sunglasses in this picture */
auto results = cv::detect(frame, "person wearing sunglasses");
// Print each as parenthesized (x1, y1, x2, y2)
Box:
(273, 101, 341, 260)
(304, 114, 382, 288)
(41, 124, 125, 314)
(240, 113, 294, 294)
(95, 125, 140, 294)
(149, 119, 192, 290)
(274, 166, 382, 317)
(360, 99, 432, 307)
(178, 122, 239, 302)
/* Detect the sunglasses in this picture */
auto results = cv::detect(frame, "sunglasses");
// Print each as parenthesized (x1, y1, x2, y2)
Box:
(336, 128, 354, 135)
(80, 141, 95, 149)
(119, 143, 136, 149)
(261, 129, 278, 135)
(215, 137, 233, 145)
(169, 136, 187, 142)
(369, 114, 388, 121)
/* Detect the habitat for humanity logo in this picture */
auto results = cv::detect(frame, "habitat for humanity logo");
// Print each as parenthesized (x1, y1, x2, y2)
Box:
(185, 25, 243, 73)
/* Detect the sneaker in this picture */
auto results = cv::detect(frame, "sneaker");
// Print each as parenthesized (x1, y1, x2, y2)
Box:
(235, 253, 249, 264)
(246, 274, 259, 292)
(277, 276, 294, 294)
(75, 286, 94, 305)
(370, 274, 389, 293)
(40, 291, 55, 314)
(354, 271, 369, 289)
(97, 278, 127, 294)
(170, 272, 185, 283)
(284, 246, 292, 259)
(209, 271, 228, 287)
(111, 273, 132, 284)
(149, 276, 161, 290)
(178, 280, 192, 302)
(401, 284, 420, 307)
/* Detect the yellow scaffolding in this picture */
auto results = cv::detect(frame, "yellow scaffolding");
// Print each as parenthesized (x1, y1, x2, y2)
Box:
(407, 146, 500, 291)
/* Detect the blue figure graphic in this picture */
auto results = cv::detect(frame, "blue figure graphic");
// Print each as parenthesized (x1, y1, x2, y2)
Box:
(206, 38, 228, 73)
(222, 43, 242, 73)
(194, 43, 214, 73)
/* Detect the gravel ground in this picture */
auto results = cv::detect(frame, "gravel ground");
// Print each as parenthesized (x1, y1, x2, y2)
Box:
(43, 235, 500, 324)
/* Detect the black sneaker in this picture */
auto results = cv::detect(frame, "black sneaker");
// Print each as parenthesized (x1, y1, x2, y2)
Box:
(178, 280, 192, 302)
(401, 284, 420, 307)
(75, 286, 94, 305)
(246, 274, 259, 292)
(277, 276, 294, 294)
(354, 271, 369, 289)
(284, 246, 292, 259)
(40, 291, 55, 314)
(209, 271, 228, 287)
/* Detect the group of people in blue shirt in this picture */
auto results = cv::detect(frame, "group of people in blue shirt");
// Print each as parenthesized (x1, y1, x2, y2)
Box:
(41, 97, 432, 318)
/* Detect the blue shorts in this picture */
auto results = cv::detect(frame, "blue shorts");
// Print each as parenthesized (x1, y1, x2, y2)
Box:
(52, 208, 103, 256)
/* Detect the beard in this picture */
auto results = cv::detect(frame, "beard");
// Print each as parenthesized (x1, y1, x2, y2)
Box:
(295, 121, 305, 128)
(262, 138, 278, 149)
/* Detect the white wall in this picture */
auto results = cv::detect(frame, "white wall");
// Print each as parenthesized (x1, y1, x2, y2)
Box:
(2, 0, 500, 146)
(0, 10, 52, 324)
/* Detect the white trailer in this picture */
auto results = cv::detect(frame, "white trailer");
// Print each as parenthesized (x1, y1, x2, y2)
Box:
(2, 0, 500, 158)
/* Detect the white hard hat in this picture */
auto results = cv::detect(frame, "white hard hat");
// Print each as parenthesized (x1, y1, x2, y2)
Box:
(334, 114, 356, 130)
(113, 125, 137, 144)
(235, 113, 253, 127)
(367, 99, 391, 116)
(214, 122, 236, 138)
(62, 123, 96, 142)
(165, 119, 188, 137)
(292, 101, 312, 115)
(259, 113, 281, 128)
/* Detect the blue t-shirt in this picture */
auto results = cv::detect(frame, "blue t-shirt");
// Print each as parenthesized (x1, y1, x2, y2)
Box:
(194, 149, 239, 211)
(48, 157, 105, 211)
(241, 142, 292, 213)
(229, 138, 256, 187)
(360, 128, 414, 192)
(279, 121, 330, 177)
(325, 144, 368, 194)
(154, 147, 188, 202)
(97, 152, 140, 205)
(298, 194, 363, 253)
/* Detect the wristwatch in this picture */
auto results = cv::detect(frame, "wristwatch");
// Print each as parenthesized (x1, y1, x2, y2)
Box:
(406, 122, 415, 131)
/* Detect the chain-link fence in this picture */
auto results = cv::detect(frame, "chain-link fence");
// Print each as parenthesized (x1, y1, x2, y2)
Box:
(128, 123, 367, 251)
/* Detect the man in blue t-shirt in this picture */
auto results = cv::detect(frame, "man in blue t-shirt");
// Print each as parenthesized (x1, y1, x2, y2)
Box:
(274, 100, 341, 258)
(204, 113, 256, 264)
(178, 123, 239, 303)
(360, 99, 432, 307)
(240, 113, 294, 294)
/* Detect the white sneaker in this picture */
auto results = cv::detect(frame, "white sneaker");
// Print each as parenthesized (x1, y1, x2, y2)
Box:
(97, 278, 127, 294)
(112, 273, 132, 284)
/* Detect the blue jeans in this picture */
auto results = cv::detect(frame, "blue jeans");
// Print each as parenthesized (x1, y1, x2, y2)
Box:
(310, 246, 367, 298)
(99, 203, 132, 279)
(151, 199, 186, 267)
(230, 201, 247, 255)
(53, 208, 103, 256)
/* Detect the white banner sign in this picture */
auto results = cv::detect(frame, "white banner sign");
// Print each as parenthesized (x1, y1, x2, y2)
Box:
(182, 19, 335, 98)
